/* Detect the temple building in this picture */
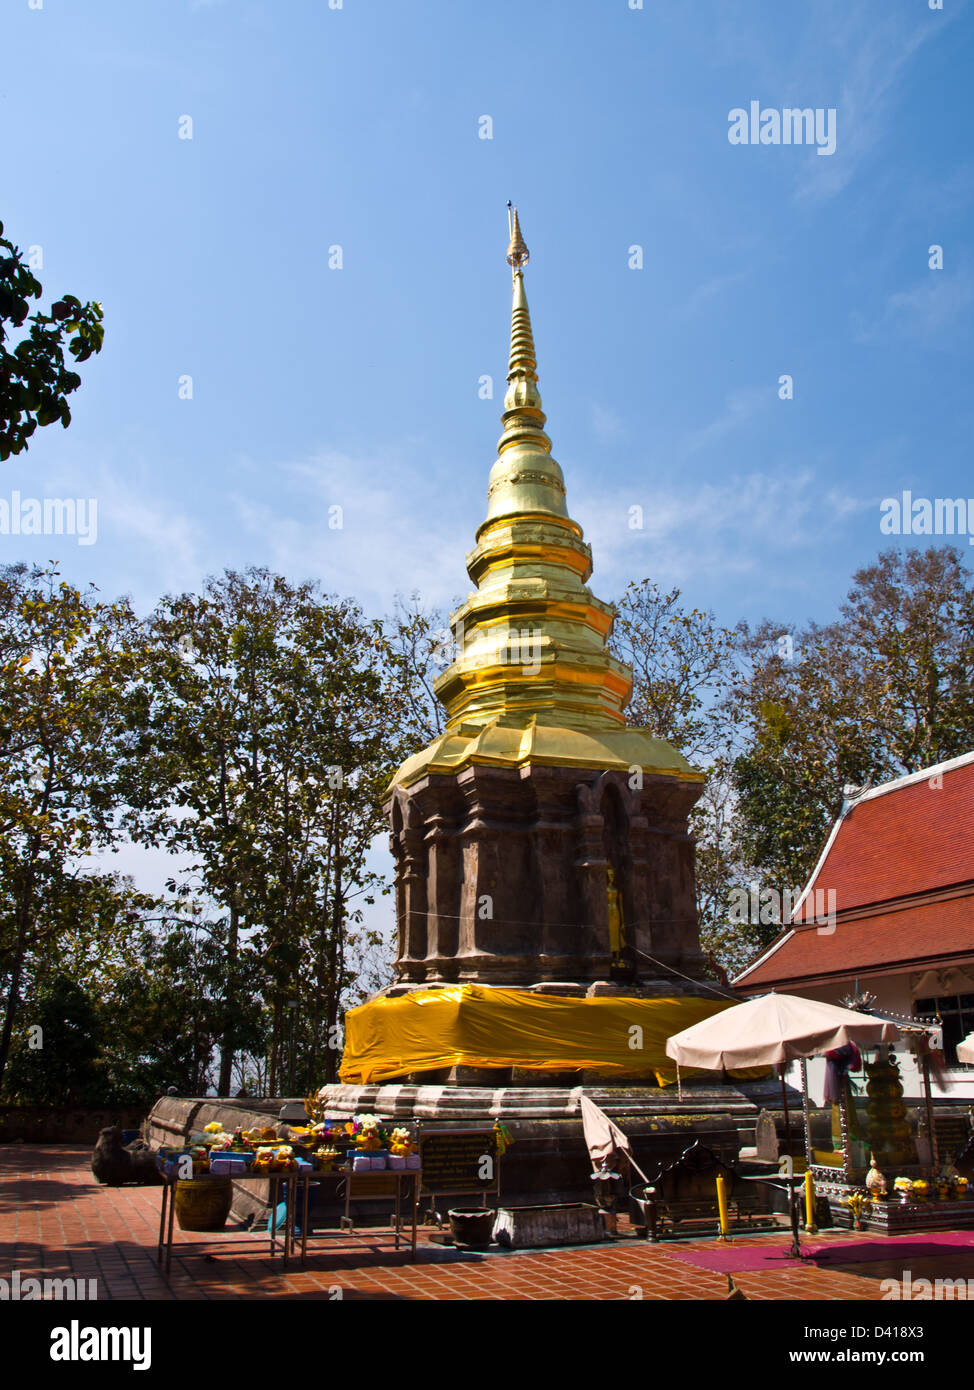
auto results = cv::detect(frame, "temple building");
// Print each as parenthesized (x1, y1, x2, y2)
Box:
(382, 208, 713, 999)
(735, 751, 974, 1104)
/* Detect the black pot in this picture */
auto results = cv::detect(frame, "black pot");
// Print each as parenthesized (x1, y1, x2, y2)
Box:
(448, 1207, 496, 1247)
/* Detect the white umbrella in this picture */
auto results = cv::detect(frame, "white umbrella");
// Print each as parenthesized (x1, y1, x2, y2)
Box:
(666, 991, 900, 1070)
(957, 1032, 974, 1065)
(667, 992, 904, 1192)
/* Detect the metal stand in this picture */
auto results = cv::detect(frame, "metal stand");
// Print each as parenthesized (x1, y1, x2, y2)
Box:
(739, 1168, 809, 1261)
(155, 1172, 291, 1277)
(296, 1168, 421, 1264)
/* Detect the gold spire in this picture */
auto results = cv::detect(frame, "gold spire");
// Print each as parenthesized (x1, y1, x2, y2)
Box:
(491, 208, 558, 515)
(429, 206, 631, 731)
(390, 206, 702, 789)
(505, 201, 529, 275)
(496, 249, 553, 463)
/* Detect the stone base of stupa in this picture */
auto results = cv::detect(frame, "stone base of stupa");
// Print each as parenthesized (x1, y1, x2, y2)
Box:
(317, 1074, 808, 1209)
(147, 1077, 811, 1226)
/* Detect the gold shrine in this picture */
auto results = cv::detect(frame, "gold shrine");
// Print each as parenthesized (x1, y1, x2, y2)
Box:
(391, 207, 703, 794)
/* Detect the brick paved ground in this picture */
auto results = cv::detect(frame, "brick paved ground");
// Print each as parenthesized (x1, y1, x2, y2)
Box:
(4, 1145, 974, 1301)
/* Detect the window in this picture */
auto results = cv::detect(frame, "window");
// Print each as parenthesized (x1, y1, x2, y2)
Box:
(914, 994, 974, 1068)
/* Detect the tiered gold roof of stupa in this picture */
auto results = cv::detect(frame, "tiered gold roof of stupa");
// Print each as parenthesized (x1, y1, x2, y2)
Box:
(390, 208, 701, 790)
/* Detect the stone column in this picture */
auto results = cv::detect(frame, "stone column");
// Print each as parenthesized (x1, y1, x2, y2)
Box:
(425, 814, 460, 980)
(574, 783, 609, 963)
(627, 803, 653, 961)
(399, 821, 428, 982)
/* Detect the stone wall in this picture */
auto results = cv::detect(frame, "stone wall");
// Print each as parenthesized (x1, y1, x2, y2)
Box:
(0, 1105, 149, 1145)
(388, 763, 708, 990)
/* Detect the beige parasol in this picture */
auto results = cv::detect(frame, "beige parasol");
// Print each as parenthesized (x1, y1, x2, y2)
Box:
(957, 1032, 974, 1065)
(665, 991, 900, 1070)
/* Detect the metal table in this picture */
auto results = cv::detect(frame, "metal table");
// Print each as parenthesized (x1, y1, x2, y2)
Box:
(294, 1166, 422, 1264)
(155, 1171, 296, 1276)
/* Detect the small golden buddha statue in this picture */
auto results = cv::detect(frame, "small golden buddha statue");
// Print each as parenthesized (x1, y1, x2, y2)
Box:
(607, 866, 625, 957)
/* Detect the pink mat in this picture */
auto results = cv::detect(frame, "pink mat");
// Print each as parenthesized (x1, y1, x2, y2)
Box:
(663, 1244, 805, 1273)
(664, 1229, 974, 1274)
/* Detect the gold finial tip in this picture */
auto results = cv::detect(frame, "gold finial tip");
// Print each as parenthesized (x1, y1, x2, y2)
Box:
(506, 203, 529, 273)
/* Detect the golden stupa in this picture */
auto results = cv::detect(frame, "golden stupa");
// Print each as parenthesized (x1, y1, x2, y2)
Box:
(392, 207, 702, 793)
(384, 208, 709, 996)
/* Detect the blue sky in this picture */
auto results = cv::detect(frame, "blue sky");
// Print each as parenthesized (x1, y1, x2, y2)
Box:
(3, 0, 972, 895)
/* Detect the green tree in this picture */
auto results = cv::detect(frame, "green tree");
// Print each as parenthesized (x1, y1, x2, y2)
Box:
(102, 917, 264, 1100)
(125, 568, 411, 1095)
(610, 578, 742, 762)
(0, 564, 142, 1090)
(729, 546, 974, 929)
(385, 593, 450, 745)
(4, 973, 103, 1105)
(609, 578, 749, 965)
(0, 222, 104, 461)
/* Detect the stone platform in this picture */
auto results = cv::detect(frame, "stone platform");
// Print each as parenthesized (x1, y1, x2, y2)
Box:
(148, 1076, 817, 1224)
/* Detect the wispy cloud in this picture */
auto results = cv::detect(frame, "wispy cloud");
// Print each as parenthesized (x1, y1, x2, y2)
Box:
(852, 269, 974, 348)
(677, 269, 752, 320)
(714, 1, 961, 205)
(573, 468, 869, 597)
(681, 387, 770, 458)
(590, 403, 626, 444)
(792, 6, 955, 203)
(230, 447, 472, 614)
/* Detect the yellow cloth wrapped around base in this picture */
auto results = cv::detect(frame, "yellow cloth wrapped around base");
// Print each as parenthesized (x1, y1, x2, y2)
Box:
(338, 984, 751, 1086)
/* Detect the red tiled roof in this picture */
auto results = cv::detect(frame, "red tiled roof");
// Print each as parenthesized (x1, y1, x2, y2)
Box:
(736, 752, 974, 989)
(791, 756, 974, 921)
(738, 894, 974, 989)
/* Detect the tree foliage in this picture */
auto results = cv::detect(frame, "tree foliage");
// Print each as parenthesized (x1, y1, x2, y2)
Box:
(385, 592, 450, 747)
(3, 973, 103, 1106)
(0, 222, 104, 461)
(0, 563, 142, 1089)
(613, 551, 974, 970)
(123, 568, 412, 1094)
(611, 578, 741, 762)
(730, 547, 974, 901)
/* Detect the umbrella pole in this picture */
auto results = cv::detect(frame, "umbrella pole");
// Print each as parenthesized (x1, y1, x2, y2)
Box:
(625, 1153, 651, 1185)
(780, 1068, 793, 1150)
(800, 1058, 813, 1167)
